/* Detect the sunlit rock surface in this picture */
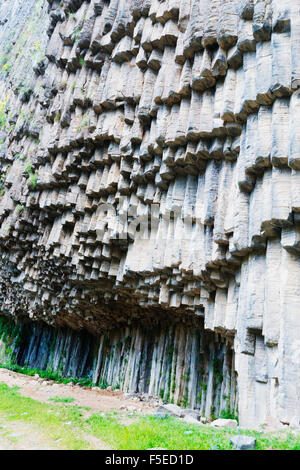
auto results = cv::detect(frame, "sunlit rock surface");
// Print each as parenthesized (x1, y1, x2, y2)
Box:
(0, 0, 299, 429)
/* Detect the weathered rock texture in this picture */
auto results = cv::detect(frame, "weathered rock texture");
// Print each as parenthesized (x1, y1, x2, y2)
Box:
(0, 0, 299, 429)
(0, 316, 237, 416)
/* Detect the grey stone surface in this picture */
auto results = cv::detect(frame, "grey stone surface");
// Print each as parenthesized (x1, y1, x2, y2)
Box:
(153, 413, 168, 420)
(210, 419, 238, 429)
(181, 409, 201, 421)
(182, 416, 202, 425)
(155, 404, 183, 418)
(0, 0, 299, 431)
(230, 435, 256, 450)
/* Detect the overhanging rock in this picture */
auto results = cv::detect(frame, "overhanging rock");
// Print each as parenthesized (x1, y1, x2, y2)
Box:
(0, 0, 299, 429)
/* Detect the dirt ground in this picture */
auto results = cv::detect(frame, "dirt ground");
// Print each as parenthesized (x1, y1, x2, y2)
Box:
(0, 368, 156, 415)
(0, 368, 156, 450)
(0, 419, 77, 450)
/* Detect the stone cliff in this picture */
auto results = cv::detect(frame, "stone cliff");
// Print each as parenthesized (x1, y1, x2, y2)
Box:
(0, 0, 299, 429)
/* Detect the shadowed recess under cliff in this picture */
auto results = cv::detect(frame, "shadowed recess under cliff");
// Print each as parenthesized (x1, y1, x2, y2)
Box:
(0, 316, 237, 418)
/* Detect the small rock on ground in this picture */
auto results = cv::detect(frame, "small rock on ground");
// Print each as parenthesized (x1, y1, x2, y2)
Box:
(155, 404, 182, 417)
(182, 416, 201, 425)
(181, 409, 201, 421)
(230, 435, 256, 450)
(126, 405, 137, 412)
(210, 418, 238, 429)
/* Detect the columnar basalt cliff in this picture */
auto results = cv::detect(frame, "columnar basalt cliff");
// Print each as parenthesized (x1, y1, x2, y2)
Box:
(0, 0, 299, 429)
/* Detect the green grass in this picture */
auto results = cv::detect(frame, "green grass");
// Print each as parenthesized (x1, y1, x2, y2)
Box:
(24, 162, 32, 175)
(85, 413, 300, 450)
(0, 383, 90, 449)
(49, 396, 75, 404)
(16, 204, 24, 214)
(0, 380, 299, 450)
(0, 361, 113, 389)
(29, 171, 38, 189)
(0, 96, 8, 129)
(85, 413, 299, 450)
(0, 362, 94, 387)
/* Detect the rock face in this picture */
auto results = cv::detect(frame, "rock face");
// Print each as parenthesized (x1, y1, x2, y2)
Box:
(0, 316, 237, 418)
(0, 0, 299, 429)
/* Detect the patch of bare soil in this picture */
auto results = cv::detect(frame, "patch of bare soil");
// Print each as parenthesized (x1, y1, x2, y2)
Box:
(0, 418, 66, 450)
(0, 368, 156, 416)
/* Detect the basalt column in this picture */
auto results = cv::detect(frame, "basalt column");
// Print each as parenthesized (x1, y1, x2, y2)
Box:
(0, 316, 237, 418)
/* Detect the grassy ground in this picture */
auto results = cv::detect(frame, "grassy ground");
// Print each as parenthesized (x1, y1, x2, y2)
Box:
(48, 396, 75, 404)
(0, 382, 91, 449)
(86, 413, 300, 450)
(0, 382, 299, 450)
(0, 362, 97, 387)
